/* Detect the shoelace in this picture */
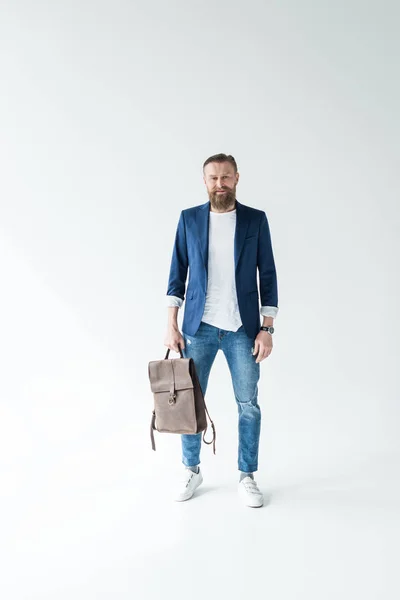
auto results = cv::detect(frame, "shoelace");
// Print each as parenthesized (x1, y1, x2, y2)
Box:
(242, 479, 261, 495)
(180, 471, 196, 486)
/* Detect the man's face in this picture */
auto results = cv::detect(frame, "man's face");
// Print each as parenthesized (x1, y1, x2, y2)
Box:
(203, 162, 239, 211)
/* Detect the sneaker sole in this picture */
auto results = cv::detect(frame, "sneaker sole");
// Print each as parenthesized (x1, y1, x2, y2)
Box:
(238, 488, 264, 508)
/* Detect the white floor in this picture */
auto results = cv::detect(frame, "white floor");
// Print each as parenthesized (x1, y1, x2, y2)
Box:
(2, 429, 399, 600)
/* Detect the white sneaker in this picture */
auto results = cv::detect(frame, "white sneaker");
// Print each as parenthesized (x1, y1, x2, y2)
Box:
(238, 476, 264, 507)
(174, 467, 203, 502)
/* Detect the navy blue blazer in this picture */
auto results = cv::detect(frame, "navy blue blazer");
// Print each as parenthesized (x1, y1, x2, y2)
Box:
(166, 199, 278, 341)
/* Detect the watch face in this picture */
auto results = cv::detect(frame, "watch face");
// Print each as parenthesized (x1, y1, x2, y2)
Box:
(269, 326, 274, 334)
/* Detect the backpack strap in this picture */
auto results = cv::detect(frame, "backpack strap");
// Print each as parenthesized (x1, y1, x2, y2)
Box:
(150, 410, 156, 451)
(201, 399, 216, 454)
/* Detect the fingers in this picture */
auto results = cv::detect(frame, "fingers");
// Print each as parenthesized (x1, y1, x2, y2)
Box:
(170, 338, 185, 353)
(255, 346, 271, 363)
(253, 341, 264, 362)
(175, 340, 185, 352)
(164, 330, 186, 353)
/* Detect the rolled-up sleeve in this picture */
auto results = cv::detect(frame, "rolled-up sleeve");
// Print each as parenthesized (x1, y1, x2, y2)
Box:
(166, 295, 184, 308)
(260, 305, 279, 318)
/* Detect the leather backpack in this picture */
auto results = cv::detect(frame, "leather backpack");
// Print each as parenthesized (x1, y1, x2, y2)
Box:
(148, 346, 216, 453)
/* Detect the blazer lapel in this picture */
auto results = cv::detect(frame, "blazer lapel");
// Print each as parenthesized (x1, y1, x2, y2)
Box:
(234, 200, 250, 270)
(195, 201, 210, 273)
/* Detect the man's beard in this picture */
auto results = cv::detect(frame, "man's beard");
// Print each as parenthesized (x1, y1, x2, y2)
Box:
(208, 185, 237, 211)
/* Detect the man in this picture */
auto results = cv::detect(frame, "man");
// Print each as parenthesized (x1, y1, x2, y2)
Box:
(164, 153, 278, 508)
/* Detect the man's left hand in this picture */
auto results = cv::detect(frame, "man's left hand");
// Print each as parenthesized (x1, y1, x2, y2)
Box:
(253, 331, 273, 363)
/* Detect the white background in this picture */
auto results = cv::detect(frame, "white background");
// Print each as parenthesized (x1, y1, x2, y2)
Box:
(0, 1, 399, 598)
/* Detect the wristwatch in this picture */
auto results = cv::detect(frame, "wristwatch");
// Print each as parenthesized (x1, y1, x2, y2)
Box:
(260, 326, 274, 334)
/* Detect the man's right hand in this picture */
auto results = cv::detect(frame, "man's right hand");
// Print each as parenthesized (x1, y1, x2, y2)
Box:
(164, 326, 185, 353)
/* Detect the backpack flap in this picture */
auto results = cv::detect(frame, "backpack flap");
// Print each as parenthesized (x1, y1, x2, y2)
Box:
(148, 358, 194, 394)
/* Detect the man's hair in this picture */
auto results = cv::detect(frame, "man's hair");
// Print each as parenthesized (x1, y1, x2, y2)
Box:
(203, 153, 238, 173)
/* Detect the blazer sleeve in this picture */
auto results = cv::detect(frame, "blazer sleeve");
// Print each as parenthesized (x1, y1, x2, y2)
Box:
(257, 212, 278, 308)
(166, 210, 188, 301)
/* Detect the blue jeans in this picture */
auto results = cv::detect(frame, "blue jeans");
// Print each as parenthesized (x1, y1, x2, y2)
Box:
(181, 321, 261, 472)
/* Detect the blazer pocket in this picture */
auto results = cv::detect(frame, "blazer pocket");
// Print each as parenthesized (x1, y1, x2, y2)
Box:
(245, 234, 257, 241)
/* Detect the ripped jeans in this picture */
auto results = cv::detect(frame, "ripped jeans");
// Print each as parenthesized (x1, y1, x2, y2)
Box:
(181, 321, 261, 472)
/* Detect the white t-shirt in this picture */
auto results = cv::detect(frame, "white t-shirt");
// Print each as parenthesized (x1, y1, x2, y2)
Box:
(201, 209, 243, 331)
